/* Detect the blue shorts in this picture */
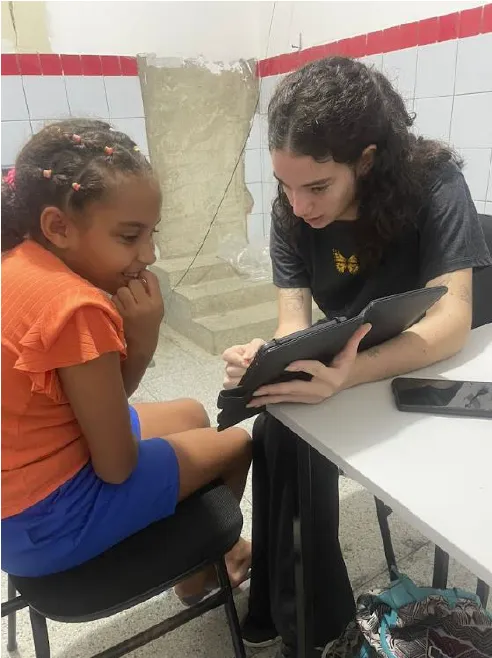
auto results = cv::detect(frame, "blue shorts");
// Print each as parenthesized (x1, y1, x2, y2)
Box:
(2, 406, 180, 577)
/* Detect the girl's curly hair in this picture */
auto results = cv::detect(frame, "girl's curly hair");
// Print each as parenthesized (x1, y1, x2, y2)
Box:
(268, 56, 461, 268)
(2, 118, 153, 252)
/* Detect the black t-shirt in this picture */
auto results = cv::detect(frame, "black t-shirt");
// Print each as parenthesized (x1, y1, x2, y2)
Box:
(270, 162, 492, 320)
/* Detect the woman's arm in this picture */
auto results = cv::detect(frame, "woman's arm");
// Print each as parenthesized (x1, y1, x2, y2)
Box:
(247, 268, 473, 408)
(275, 287, 313, 337)
(58, 351, 138, 484)
(345, 268, 472, 388)
(222, 287, 312, 389)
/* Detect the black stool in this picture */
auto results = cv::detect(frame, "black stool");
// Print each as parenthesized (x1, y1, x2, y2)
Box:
(2, 483, 246, 658)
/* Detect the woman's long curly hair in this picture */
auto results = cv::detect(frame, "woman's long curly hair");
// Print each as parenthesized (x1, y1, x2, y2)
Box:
(268, 56, 461, 269)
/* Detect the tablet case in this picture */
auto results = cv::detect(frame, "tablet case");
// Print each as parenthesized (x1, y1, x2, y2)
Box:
(217, 286, 447, 431)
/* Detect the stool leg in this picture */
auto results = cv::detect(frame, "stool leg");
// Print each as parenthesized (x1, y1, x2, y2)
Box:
(7, 577, 17, 652)
(29, 608, 50, 658)
(216, 559, 246, 658)
(432, 546, 449, 590)
(476, 579, 490, 608)
(375, 497, 398, 581)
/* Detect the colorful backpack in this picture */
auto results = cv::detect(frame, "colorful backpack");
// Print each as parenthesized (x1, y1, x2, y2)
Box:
(325, 573, 492, 658)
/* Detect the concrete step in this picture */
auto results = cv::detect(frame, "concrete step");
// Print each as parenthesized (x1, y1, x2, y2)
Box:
(151, 254, 236, 289)
(175, 300, 280, 355)
(167, 298, 325, 356)
(153, 256, 323, 354)
(170, 276, 277, 318)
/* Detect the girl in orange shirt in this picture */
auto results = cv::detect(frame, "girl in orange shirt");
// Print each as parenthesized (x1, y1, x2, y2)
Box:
(1, 119, 251, 602)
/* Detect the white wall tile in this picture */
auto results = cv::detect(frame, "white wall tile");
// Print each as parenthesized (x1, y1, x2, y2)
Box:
(247, 213, 266, 245)
(30, 119, 69, 134)
(263, 212, 272, 237)
(110, 117, 149, 154)
(259, 113, 269, 149)
(104, 76, 144, 119)
(245, 148, 262, 184)
(23, 76, 70, 121)
(413, 96, 453, 142)
(459, 149, 492, 202)
(30, 120, 46, 134)
(1, 76, 29, 121)
(455, 34, 492, 96)
(487, 170, 492, 202)
(474, 200, 486, 212)
(65, 76, 109, 118)
(247, 182, 263, 214)
(259, 74, 282, 115)
(1, 120, 32, 166)
(415, 40, 457, 99)
(261, 147, 274, 183)
(484, 202, 492, 215)
(262, 181, 278, 215)
(360, 54, 383, 70)
(451, 93, 492, 148)
(382, 47, 417, 99)
(111, 118, 149, 156)
(246, 114, 261, 150)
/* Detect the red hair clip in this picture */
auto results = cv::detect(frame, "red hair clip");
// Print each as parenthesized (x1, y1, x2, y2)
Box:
(4, 168, 16, 188)
(72, 134, 82, 144)
(104, 146, 114, 155)
(72, 182, 81, 191)
(42, 169, 52, 179)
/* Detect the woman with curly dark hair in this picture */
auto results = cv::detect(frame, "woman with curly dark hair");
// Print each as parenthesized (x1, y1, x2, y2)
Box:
(223, 56, 491, 657)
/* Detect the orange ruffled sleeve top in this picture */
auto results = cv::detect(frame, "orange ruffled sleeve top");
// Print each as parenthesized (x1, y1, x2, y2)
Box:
(1, 240, 126, 519)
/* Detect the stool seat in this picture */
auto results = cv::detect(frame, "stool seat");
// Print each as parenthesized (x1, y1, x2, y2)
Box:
(10, 484, 242, 622)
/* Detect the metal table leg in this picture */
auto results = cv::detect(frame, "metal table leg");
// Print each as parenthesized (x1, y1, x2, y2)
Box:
(476, 579, 490, 608)
(294, 437, 314, 658)
(432, 545, 449, 589)
(375, 497, 398, 582)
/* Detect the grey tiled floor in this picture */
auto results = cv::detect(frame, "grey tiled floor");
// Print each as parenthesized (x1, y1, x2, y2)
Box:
(2, 324, 488, 657)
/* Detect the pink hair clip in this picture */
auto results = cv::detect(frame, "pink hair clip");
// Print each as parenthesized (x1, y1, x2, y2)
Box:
(4, 168, 16, 188)
(104, 146, 114, 155)
(42, 169, 52, 179)
(72, 134, 82, 144)
(72, 182, 81, 191)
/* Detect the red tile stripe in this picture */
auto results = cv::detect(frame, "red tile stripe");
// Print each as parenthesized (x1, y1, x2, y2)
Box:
(257, 4, 492, 77)
(1, 54, 138, 76)
(1, 6, 490, 79)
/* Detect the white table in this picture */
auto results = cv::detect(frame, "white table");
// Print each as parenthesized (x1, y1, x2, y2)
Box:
(269, 324, 492, 656)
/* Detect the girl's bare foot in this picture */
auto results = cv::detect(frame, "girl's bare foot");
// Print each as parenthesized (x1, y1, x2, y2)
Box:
(225, 537, 251, 588)
(174, 565, 215, 602)
(174, 537, 251, 603)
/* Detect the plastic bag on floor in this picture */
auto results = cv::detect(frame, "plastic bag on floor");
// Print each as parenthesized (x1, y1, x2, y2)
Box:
(324, 572, 492, 658)
(217, 235, 272, 282)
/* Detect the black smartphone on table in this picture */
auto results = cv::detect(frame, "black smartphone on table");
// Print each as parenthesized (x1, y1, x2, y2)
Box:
(392, 377, 492, 419)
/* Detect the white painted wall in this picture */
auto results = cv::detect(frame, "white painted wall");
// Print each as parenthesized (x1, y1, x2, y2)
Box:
(45, 1, 262, 60)
(259, 1, 484, 58)
(31, 1, 487, 62)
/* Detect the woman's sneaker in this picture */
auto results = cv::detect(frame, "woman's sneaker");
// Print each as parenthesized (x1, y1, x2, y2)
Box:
(241, 614, 280, 648)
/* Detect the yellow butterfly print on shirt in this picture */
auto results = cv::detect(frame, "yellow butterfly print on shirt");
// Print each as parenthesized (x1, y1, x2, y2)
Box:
(332, 249, 360, 275)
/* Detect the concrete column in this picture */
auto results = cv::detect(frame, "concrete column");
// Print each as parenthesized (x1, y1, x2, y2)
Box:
(139, 56, 258, 259)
